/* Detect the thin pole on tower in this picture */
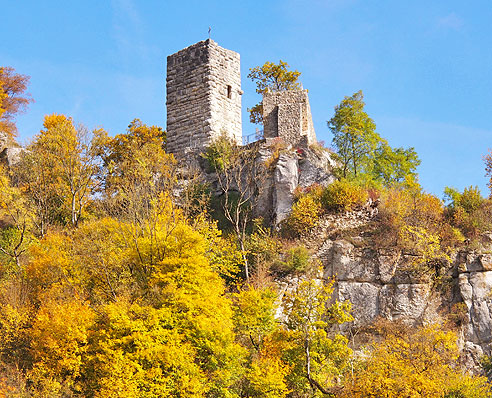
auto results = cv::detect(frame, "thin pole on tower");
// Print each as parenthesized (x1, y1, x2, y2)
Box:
(208, 26, 211, 39)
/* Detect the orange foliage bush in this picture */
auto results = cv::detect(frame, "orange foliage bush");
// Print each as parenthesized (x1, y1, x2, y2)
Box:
(377, 187, 465, 267)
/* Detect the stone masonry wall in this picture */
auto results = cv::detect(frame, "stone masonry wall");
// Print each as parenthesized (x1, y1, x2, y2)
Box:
(208, 43, 242, 145)
(263, 90, 316, 147)
(166, 40, 242, 158)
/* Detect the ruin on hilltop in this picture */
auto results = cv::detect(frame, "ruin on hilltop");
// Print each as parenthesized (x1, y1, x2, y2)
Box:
(165, 39, 317, 159)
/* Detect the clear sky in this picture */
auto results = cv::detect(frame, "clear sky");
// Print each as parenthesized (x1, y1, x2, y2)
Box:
(3, 0, 492, 196)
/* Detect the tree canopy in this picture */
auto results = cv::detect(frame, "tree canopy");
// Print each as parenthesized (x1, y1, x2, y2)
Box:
(328, 90, 420, 185)
(0, 67, 33, 138)
(247, 60, 301, 125)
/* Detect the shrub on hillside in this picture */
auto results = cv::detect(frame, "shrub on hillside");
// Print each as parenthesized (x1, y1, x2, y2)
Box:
(444, 186, 492, 239)
(376, 186, 466, 269)
(202, 134, 235, 172)
(320, 179, 368, 212)
(282, 186, 323, 237)
(284, 245, 311, 273)
(339, 322, 492, 398)
(247, 224, 282, 267)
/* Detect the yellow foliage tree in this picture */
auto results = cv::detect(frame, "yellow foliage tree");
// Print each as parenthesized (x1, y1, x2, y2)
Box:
(101, 118, 176, 223)
(233, 287, 290, 398)
(124, 199, 246, 396)
(20, 197, 247, 397)
(16, 114, 106, 231)
(29, 291, 95, 396)
(378, 185, 462, 270)
(72, 217, 132, 304)
(245, 356, 290, 398)
(339, 323, 492, 398)
(282, 276, 353, 396)
(0, 164, 35, 269)
(83, 301, 206, 398)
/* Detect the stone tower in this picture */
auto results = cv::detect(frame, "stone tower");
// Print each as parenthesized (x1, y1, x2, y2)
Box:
(166, 40, 242, 158)
(262, 90, 317, 147)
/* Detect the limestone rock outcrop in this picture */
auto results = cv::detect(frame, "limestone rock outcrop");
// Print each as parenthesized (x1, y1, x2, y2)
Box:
(261, 145, 337, 225)
(313, 232, 444, 330)
(0, 131, 25, 166)
(275, 207, 492, 369)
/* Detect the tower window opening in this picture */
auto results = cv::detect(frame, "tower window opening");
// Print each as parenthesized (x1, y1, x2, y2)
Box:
(227, 85, 232, 99)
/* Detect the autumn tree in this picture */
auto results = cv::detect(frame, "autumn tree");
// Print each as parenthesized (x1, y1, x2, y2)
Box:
(0, 67, 33, 138)
(232, 286, 290, 398)
(247, 60, 301, 124)
(100, 118, 176, 222)
(0, 165, 35, 269)
(82, 198, 245, 396)
(6, 194, 247, 397)
(204, 134, 267, 281)
(233, 286, 278, 352)
(282, 275, 353, 396)
(83, 301, 208, 397)
(339, 322, 492, 398)
(28, 292, 95, 396)
(15, 114, 105, 231)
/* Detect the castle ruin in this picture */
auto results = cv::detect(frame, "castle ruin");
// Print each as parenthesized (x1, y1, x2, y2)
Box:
(166, 40, 242, 158)
(166, 40, 316, 158)
(262, 89, 317, 147)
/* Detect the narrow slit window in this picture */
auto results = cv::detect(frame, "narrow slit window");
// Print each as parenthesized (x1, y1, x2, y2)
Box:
(227, 85, 232, 99)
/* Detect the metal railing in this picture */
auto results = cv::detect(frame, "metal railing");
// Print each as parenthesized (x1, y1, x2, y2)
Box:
(242, 129, 264, 145)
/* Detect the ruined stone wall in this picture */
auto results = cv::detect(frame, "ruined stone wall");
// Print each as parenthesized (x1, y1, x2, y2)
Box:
(166, 40, 242, 158)
(263, 90, 316, 147)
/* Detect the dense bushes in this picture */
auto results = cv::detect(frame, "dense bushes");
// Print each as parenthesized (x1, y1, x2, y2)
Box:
(376, 186, 467, 268)
(339, 321, 492, 398)
(246, 224, 313, 277)
(320, 179, 368, 211)
(283, 179, 367, 237)
(444, 186, 492, 239)
(283, 178, 487, 268)
(282, 186, 323, 236)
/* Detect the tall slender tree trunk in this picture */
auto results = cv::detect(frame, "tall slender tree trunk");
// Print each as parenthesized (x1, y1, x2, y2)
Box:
(71, 193, 77, 227)
(236, 228, 249, 282)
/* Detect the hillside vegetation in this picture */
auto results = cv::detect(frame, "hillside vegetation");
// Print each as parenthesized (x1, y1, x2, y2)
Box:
(0, 65, 491, 397)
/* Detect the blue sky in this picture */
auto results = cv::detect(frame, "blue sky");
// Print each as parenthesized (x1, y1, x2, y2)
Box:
(3, 0, 492, 196)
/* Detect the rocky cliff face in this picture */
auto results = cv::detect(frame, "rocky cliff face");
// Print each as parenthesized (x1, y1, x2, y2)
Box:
(203, 139, 492, 369)
(256, 144, 337, 225)
(275, 207, 492, 371)
(204, 141, 338, 226)
(456, 243, 492, 366)
(0, 131, 24, 166)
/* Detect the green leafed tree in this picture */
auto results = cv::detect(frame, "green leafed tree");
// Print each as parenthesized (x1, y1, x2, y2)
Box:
(370, 142, 420, 184)
(328, 90, 420, 185)
(247, 60, 301, 124)
(328, 90, 379, 179)
(282, 274, 353, 396)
